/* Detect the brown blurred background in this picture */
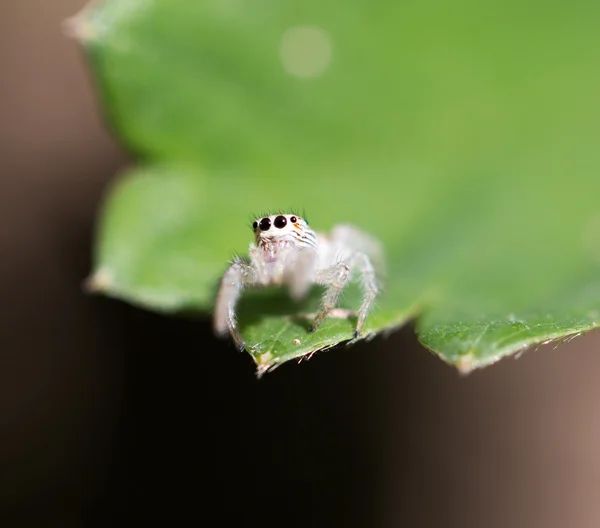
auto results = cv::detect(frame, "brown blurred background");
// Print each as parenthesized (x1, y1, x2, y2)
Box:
(2, 1, 600, 527)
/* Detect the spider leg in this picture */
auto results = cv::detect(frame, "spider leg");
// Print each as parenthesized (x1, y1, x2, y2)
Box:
(310, 262, 351, 332)
(213, 257, 256, 350)
(347, 252, 378, 338)
(327, 225, 382, 338)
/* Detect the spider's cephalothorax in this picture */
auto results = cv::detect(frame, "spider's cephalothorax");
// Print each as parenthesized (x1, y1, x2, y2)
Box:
(252, 214, 316, 280)
(214, 213, 382, 351)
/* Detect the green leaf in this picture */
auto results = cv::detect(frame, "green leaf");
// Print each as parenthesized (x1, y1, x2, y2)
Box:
(79, 0, 600, 373)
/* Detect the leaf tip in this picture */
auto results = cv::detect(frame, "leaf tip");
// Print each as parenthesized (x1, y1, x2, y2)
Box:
(62, 0, 102, 43)
(255, 354, 280, 378)
(84, 268, 114, 294)
(62, 17, 92, 43)
(455, 352, 477, 375)
(258, 351, 274, 364)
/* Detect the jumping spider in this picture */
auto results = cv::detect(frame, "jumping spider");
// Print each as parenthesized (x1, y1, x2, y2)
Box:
(214, 213, 382, 350)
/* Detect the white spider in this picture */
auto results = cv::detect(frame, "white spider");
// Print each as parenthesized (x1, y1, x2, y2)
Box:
(213, 213, 383, 350)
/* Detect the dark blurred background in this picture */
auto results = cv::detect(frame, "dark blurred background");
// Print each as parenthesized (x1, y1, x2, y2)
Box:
(2, 1, 600, 527)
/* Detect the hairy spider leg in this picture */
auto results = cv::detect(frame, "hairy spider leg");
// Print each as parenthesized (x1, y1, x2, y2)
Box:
(311, 262, 351, 332)
(213, 258, 256, 351)
(347, 251, 378, 337)
(317, 224, 381, 337)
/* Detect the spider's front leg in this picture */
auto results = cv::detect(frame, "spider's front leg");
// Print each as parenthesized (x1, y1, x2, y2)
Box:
(213, 257, 256, 351)
(310, 262, 351, 333)
(328, 225, 382, 338)
(348, 252, 378, 338)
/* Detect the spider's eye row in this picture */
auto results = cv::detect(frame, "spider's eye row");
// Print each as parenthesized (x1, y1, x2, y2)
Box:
(290, 216, 297, 223)
(252, 221, 258, 229)
(259, 217, 271, 231)
(274, 215, 287, 229)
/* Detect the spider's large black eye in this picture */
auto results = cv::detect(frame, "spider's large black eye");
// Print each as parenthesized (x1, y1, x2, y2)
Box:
(259, 217, 271, 231)
(274, 215, 287, 229)
(252, 221, 258, 230)
(290, 216, 297, 223)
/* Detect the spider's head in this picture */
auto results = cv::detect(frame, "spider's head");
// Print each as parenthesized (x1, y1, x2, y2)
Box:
(252, 214, 315, 249)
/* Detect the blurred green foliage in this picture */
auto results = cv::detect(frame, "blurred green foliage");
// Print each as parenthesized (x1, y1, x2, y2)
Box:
(82, 0, 600, 372)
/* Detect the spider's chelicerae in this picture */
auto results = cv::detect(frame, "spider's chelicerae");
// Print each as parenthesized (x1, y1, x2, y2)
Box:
(214, 213, 383, 350)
